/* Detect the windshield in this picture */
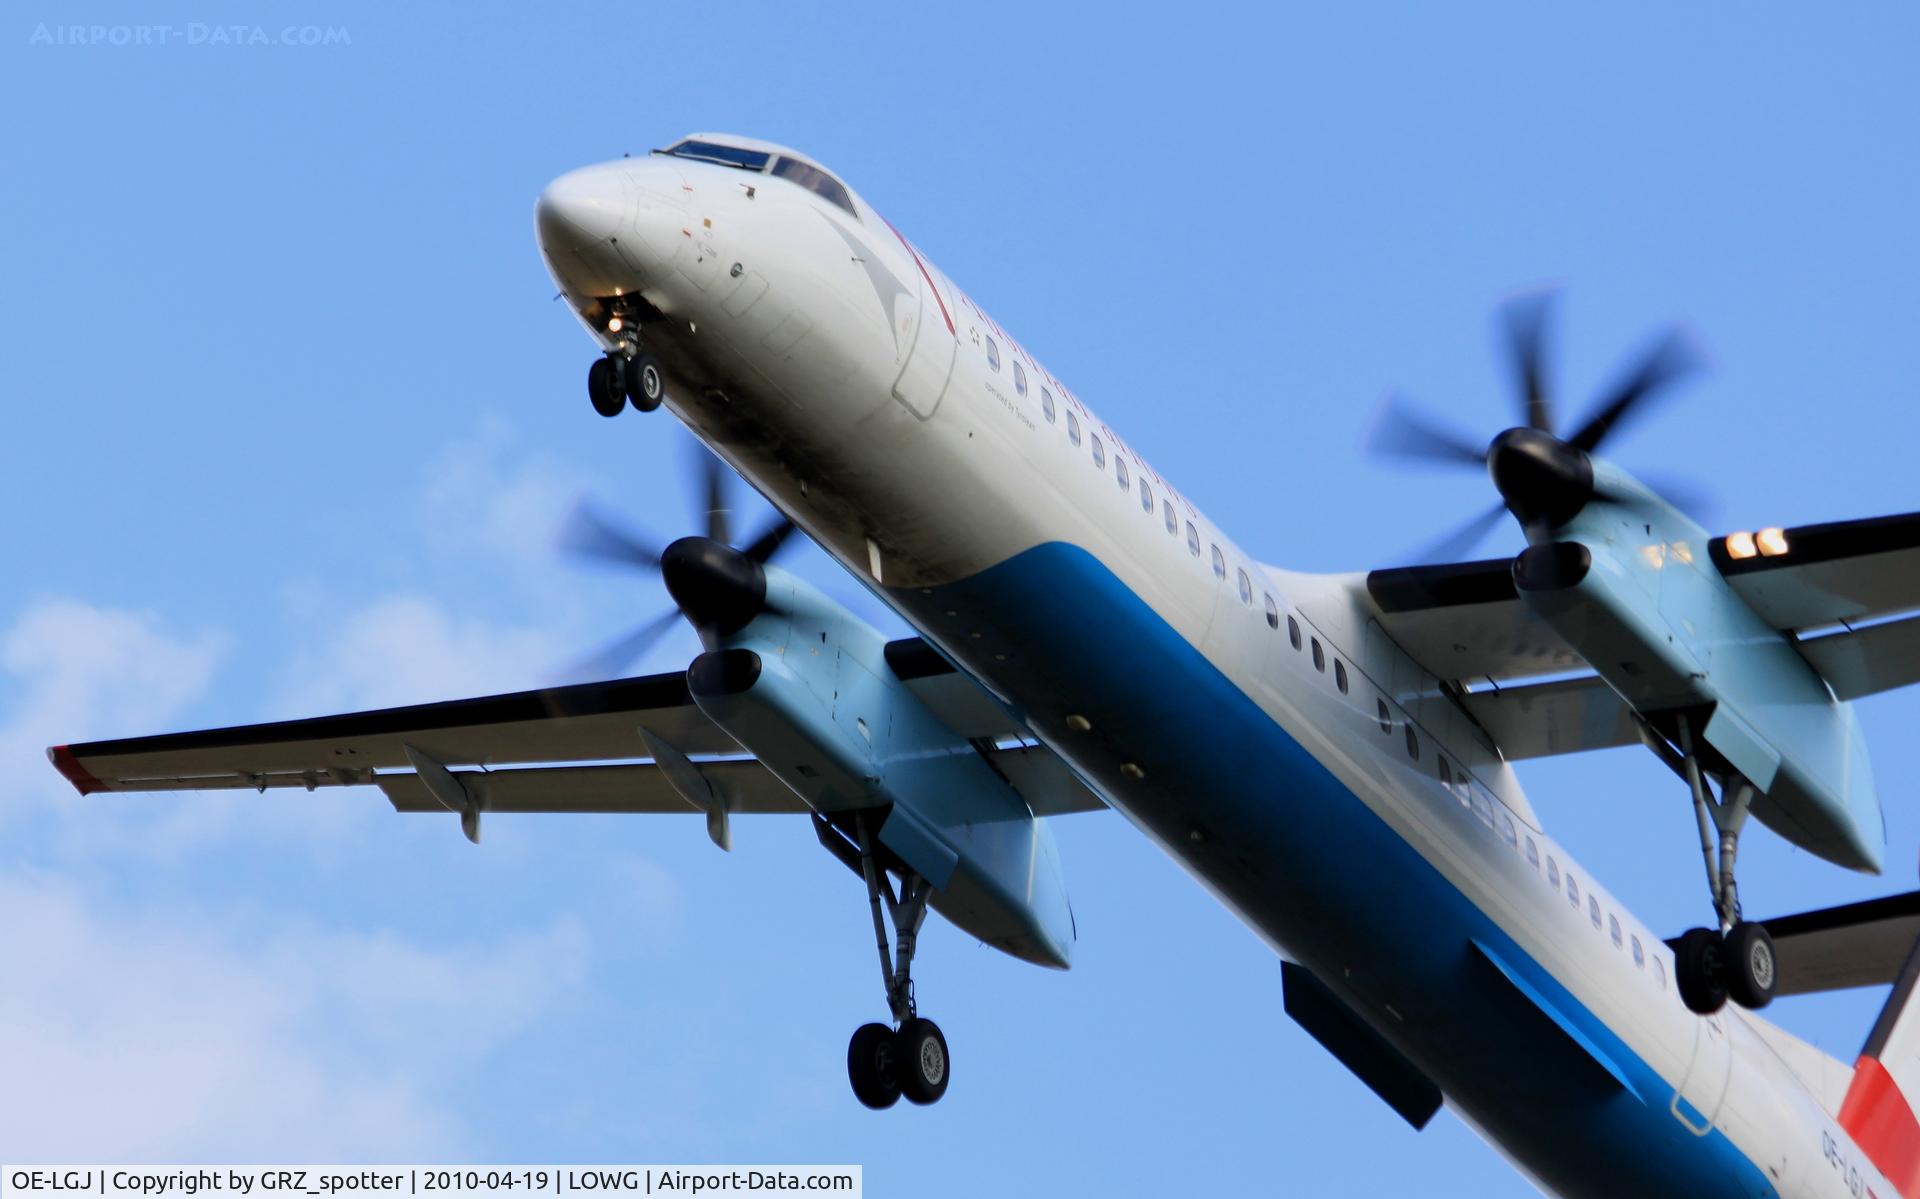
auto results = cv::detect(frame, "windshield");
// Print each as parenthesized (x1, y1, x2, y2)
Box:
(660, 140, 771, 171)
(771, 156, 856, 217)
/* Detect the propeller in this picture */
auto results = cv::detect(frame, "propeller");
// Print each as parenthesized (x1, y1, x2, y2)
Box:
(558, 443, 800, 679)
(1368, 288, 1710, 561)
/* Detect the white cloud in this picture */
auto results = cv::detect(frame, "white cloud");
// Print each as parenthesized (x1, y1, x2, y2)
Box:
(418, 416, 594, 571)
(0, 871, 589, 1161)
(0, 599, 222, 817)
(275, 593, 570, 716)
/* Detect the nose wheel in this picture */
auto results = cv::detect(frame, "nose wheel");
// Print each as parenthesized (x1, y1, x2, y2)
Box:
(842, 811, 952, 1108)
(586, 351, 667, 418)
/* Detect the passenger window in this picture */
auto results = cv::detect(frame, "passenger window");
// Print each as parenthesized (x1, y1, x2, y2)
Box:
(1472, 789, 1494, 827)
(1438, 758, 1452, 789)
(985, 336, 1001, 372)
(1265, 594, 1280, 630)
(1632, 936, 1645, 968)
(1164, 499, 1178, 535)
(1547, 857, 1560, 888)
(1567, 875, 1580, 907)
(1334, 660, 1349, 694)
(1237, 568, 1253, 605)
(1404, 725, 1419, 761)
(1589, 895, 1602, 930)
(1210, 544, 1226, 579)
(1013, 359, 1028, 396)
(1116, 456, 1130, 491)
(1497, 809, 1517, 848)
(1310, 638, 1325, 671)
(1041, 387, 1056, 423)
(1287, 615, 1301, 650)
(1525, 837, 1540, 869)
(1091, 434, 1106, 468)
(1376, 698, 1391, 734)
(1067, 411, 1081, 446)
(1140, 478, 1154, 512)
(1186, 521, 1201, 557)
(1609, 914, 1623, 949)
(1653, 956, 1667, 990)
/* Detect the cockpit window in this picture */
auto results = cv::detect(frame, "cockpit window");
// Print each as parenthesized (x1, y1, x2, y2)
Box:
(772, 156, 857, 217)
(662, 140, 771, 172)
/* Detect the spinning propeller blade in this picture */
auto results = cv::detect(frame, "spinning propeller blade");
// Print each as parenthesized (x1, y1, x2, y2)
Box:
(1371, 288, 1715, 563)
(1502, 288, 1559, 434)
(1566, 327, 1706, 454)
(557, 441, 808, 681)
(1365, 394, 1488, 468)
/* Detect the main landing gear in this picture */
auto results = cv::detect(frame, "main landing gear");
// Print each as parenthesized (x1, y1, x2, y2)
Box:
(1641, 714, 1777, 1016)
(844, 811, 951, 1109)
(586, 350, 665, 418)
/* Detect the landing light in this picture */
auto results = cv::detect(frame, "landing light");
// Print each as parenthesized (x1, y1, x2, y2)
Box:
(1726, 531, 1758, 560)
(607, 316, 624, 333)
(1757, 527, 1789, 557)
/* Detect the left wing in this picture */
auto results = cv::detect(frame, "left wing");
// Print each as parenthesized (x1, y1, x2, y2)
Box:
(1365, 558, 1584, 685)
(1364, 509, 1920, 761)
(1709, 510, 1920, 630)
(1748, 890, 1920, 997)
(1710, 509, 1920, 702)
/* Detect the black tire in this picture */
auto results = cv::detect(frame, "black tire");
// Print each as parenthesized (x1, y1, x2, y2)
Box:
(847, 1022, 900, 1110)
(1724, 922, 1777, 1010)
(588, 356, 626, 418)
(629, 352, 666, 412)
(1674, 927, 1729, 1016)
(894, 1017, 950, 1106)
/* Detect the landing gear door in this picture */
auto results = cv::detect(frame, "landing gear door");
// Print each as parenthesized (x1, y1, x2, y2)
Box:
(890, 263, 955, 420)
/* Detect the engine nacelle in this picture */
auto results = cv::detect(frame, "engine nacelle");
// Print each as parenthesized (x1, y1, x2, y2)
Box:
(685, 567, 1074, 968)
(1518, 465, 1882, 873)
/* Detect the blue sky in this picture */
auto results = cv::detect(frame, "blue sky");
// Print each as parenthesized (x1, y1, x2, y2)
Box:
(3, 2, 1918, 1193)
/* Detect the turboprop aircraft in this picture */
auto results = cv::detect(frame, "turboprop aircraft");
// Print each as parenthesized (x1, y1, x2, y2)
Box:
(49, 133, 1920, 1198)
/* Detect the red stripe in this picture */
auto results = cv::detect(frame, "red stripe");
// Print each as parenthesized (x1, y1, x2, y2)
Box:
(47, 745, 105, 796)
(881, 217, 954, 335)
(1841, 1055, 1920, 1199)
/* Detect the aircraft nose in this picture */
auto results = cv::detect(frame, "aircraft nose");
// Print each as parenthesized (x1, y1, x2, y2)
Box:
(535, 163, 635, 253)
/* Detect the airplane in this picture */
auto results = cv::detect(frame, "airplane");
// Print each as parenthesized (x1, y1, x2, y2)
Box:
(46, 132, 1920, 1198)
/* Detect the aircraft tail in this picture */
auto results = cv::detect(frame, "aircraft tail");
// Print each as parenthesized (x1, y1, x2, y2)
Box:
(1838, 933, 1920, 1198)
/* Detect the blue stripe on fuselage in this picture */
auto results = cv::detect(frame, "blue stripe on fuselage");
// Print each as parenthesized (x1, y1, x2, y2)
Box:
(892, 541, 1777, 1199)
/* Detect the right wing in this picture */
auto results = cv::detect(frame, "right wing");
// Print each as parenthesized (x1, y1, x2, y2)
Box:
(50, 673, 731, 795)
(50, 638, 1106, 821)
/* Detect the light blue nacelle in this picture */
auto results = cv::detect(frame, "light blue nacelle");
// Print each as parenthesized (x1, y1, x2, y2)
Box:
(684, 566, 1075, 968)
(1518, 462, 1882, 873)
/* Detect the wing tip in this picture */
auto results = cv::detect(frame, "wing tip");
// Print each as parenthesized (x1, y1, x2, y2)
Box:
(46, 745, 105, 795)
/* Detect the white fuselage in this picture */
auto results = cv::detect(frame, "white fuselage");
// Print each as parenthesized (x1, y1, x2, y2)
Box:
(534, 143, 1891, 1199)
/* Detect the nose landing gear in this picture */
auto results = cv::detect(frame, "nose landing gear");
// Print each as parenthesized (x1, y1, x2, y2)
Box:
(841, 811, 951, 1109)
(586, 348, 666, 419)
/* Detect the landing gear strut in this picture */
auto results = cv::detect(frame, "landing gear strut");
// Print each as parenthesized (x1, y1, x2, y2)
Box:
(1640, 714, 1777, 1015)
(844, 811, 950, 1108)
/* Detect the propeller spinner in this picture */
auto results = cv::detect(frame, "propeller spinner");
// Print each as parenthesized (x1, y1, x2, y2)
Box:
(559, 445, 799, 679)
(1370, 289, 1708, 560)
